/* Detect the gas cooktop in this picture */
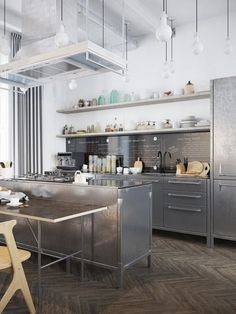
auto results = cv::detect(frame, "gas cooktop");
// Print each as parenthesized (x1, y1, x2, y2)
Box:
(17, 171, 74, 183)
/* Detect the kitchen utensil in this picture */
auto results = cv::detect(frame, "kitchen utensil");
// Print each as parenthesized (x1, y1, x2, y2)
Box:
(184, 157, 188, 172)
(199, 162, 210, 177)
(116, 166, 123, 174)
(73, 170, 93, 184)
(123, 168, 129, 175)
(134, 157, 143, 172)
(176, 163, 186, 175)
(187, 161, 204, 174)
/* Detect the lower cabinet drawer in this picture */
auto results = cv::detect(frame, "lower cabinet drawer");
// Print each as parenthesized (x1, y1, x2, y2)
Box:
(164, 191, 206, 207)
(164, 204, 207, 233)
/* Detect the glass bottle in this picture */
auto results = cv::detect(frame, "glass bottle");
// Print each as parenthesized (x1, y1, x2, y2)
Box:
(111, 155, 117, 174)
(106, 155, 111, 173)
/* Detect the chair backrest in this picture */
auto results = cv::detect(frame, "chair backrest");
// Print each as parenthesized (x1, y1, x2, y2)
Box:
(0, 220, 23, 272)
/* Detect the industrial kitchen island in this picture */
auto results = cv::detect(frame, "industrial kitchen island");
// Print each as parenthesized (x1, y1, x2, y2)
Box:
(0, 179, 152, 289)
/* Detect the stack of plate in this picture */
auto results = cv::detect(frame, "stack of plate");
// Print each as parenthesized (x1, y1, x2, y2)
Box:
(180, 115, 197, 128)
(195, 120, 210, 127)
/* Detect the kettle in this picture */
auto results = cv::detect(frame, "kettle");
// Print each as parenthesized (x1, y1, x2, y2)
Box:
(73, 170, 88, 185)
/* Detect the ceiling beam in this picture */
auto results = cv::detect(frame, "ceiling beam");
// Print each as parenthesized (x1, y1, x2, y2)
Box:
(0, 7, 21, 33)
(124, 0, 159, 34)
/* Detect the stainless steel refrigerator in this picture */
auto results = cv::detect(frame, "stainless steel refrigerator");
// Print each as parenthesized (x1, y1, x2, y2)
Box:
(211, 76, 236, 245)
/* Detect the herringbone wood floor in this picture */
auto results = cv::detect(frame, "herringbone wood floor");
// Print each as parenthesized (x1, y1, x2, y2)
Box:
(1, 231, 236, 314)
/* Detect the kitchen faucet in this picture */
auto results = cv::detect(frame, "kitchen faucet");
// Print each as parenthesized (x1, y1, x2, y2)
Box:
(163, 151, 172, 173)
(153, 150, 163, 172)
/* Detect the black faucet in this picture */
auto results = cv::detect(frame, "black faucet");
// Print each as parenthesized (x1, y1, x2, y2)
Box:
(153, 150, 163, 172)
(163, 151, 172, 173)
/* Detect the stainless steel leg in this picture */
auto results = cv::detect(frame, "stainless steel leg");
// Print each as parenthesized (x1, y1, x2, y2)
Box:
(116, 264, 124, 288)
(66, 258, 71, 275)
(81, 216, 84, 281)
(147, 254, 152, 268)
(37, 221, 42, 313)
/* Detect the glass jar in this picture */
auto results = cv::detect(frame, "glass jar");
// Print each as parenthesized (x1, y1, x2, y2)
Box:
(164, 119, 173, 128)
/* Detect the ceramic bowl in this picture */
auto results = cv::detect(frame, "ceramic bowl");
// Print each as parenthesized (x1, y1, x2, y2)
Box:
(129, 167, 142, 174)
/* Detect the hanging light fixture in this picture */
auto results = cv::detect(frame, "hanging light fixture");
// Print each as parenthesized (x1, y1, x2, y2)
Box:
(156, 0, 172, 42)
(0, 0, 10, 56)
(55, 0, 69, 47)
(68, 79, 78, 90)
(162, 42, 170, 79)
(224, 0, 233, 54)
(192, 0, 203, 55)
(169, 18, 175, 74)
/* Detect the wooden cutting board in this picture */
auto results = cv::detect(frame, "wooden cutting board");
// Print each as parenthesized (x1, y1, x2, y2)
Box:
(199, 162, 210, 177)
(186, 161, 204, 174)
(134, 157, 143, 172)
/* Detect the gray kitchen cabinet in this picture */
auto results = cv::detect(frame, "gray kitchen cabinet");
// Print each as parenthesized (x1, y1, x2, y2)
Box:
(95, 174, 210, 245)
(162, 177, 210, 245)
(150, 178, 164, 228)
(127, 174, 164, 228)
(213, 180, 236, 239)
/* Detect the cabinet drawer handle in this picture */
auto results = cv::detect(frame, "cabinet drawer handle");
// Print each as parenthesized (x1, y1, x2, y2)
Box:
(219, 184, 236, 191)
(168, 193, 202, 199)
(168, 180, 201, 185)
(167, 205, 202, 212)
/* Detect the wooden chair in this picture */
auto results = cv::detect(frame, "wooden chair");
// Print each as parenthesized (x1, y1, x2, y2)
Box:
(0, 220, 36, 313)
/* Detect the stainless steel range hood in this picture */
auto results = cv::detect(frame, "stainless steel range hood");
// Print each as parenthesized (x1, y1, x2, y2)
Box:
(0, 40, 126, 89)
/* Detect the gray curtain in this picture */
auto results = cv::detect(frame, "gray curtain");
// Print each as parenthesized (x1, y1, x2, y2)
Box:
(12, 33, 43, 176)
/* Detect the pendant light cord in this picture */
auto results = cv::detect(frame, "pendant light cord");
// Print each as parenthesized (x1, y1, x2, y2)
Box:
(102, 0, 105, 48)
(195, 0, 198, 33)
(61, 0, 63, 21)
(165, 42, 168, 62)
(227, 0, 230, 39)
(125, 22, 128, 67)
(3, 0, 6, 35)
(171, 19, 173, 61)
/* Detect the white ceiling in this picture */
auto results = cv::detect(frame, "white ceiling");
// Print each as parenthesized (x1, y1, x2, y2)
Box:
(1, 0, 236, 37)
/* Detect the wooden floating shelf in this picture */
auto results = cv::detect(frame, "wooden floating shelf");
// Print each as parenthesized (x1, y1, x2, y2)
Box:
(56, 91, 210, 114)
(56, 126, 210, 138)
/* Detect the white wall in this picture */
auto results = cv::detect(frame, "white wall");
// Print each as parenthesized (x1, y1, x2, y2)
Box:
(42, 12, 236, 171)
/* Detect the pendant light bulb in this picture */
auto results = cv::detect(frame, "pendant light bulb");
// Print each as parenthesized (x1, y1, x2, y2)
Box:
(156, 12, 172, 42)
(68, 79, 78, 90)
(192, 33, 204, 55)
(224, 38, 233, 54)
(55, 22, 69, 47)
(0, 35, 10, 56)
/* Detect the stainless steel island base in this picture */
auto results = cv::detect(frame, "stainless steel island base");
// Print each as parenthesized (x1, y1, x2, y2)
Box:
(0, 179, 152, 289)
